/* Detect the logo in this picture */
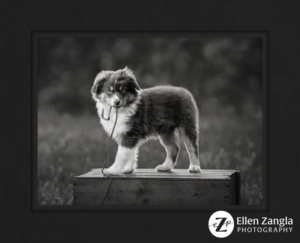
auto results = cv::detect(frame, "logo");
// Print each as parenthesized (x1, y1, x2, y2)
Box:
(208, 211, 234, 238)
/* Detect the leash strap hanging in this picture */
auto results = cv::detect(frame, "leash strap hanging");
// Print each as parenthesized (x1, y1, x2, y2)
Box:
(101, 107, 119, 205)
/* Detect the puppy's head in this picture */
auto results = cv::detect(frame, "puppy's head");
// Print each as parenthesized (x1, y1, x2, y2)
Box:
(91, 67, 140, 108)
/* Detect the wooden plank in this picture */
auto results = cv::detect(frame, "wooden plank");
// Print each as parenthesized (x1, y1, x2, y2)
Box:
(136, 169, 237, 174)
(74, 178, 230, 205)
(77, 169, 236, 179)
(74, 168, 239, 206)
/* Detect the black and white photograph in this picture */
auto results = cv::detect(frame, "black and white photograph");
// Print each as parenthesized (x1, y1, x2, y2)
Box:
(37, 36, 263, 206)
(3, 1, 300, 242)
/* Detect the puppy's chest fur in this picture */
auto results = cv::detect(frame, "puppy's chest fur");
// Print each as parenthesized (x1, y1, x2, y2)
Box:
(96, 102, 137, 142)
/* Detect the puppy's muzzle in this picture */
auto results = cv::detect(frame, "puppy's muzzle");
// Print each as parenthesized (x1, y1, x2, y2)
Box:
(110, 94, 122, 107)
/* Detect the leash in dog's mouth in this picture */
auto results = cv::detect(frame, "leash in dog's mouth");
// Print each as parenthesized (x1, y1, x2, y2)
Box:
(101, 106, 113, 121)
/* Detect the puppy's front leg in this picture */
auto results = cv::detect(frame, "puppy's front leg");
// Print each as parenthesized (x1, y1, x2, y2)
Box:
(105, 146, 137, 175)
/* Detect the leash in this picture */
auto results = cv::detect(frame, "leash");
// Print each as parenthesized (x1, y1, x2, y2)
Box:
(100, 106, 119, 205)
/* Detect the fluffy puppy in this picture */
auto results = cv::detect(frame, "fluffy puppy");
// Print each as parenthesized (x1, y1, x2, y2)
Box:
(91, 67, 201, 175)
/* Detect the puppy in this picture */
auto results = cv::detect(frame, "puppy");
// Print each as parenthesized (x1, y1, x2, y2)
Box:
(91, 67, 201, 175)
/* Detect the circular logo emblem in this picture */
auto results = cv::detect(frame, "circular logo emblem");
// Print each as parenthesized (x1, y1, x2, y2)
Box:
(208, 211, 234, 238)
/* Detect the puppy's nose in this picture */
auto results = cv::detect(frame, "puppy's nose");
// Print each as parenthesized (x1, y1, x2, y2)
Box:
(114, 100, 120, 106)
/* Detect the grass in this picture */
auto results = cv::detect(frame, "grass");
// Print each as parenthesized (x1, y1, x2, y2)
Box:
(38, 106, 262, 205)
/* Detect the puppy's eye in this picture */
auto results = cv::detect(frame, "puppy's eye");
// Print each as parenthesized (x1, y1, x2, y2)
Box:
(107, 89, 112, 94)
(120, 88, 126, 94)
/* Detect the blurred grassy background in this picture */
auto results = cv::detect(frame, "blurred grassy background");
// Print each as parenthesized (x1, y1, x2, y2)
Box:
(37, 37, 262, 205)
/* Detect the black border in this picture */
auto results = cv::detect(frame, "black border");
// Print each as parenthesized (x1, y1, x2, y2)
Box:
(3, 1, 300, 242)
(33, 31, 268, 212)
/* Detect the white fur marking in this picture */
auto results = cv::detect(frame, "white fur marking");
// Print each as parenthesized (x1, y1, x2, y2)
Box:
(96, 97, 140, 143)
(106, 146, 137, 175)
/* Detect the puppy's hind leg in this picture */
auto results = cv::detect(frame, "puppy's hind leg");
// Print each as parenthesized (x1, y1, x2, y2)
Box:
(156, 131, 180, 172)
(182, 126, 201, 173)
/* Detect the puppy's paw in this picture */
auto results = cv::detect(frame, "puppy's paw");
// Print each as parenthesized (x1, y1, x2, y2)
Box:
(188, 165, 201, 173)
(156, 164, 172, 172)
(122, 168, 134, 174)
(105, 167, 122, 176)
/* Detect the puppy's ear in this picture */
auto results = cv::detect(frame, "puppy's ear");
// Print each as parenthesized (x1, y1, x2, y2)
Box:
(91, 80, 103, 94)
(91, 72, 106, 94)
(122, 67, 140, 91)
(128, 78, 140, 91)
(122, 67, 135, 77)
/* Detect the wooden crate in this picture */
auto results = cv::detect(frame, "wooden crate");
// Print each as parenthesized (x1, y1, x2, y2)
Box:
(73, 169, 240, 206)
